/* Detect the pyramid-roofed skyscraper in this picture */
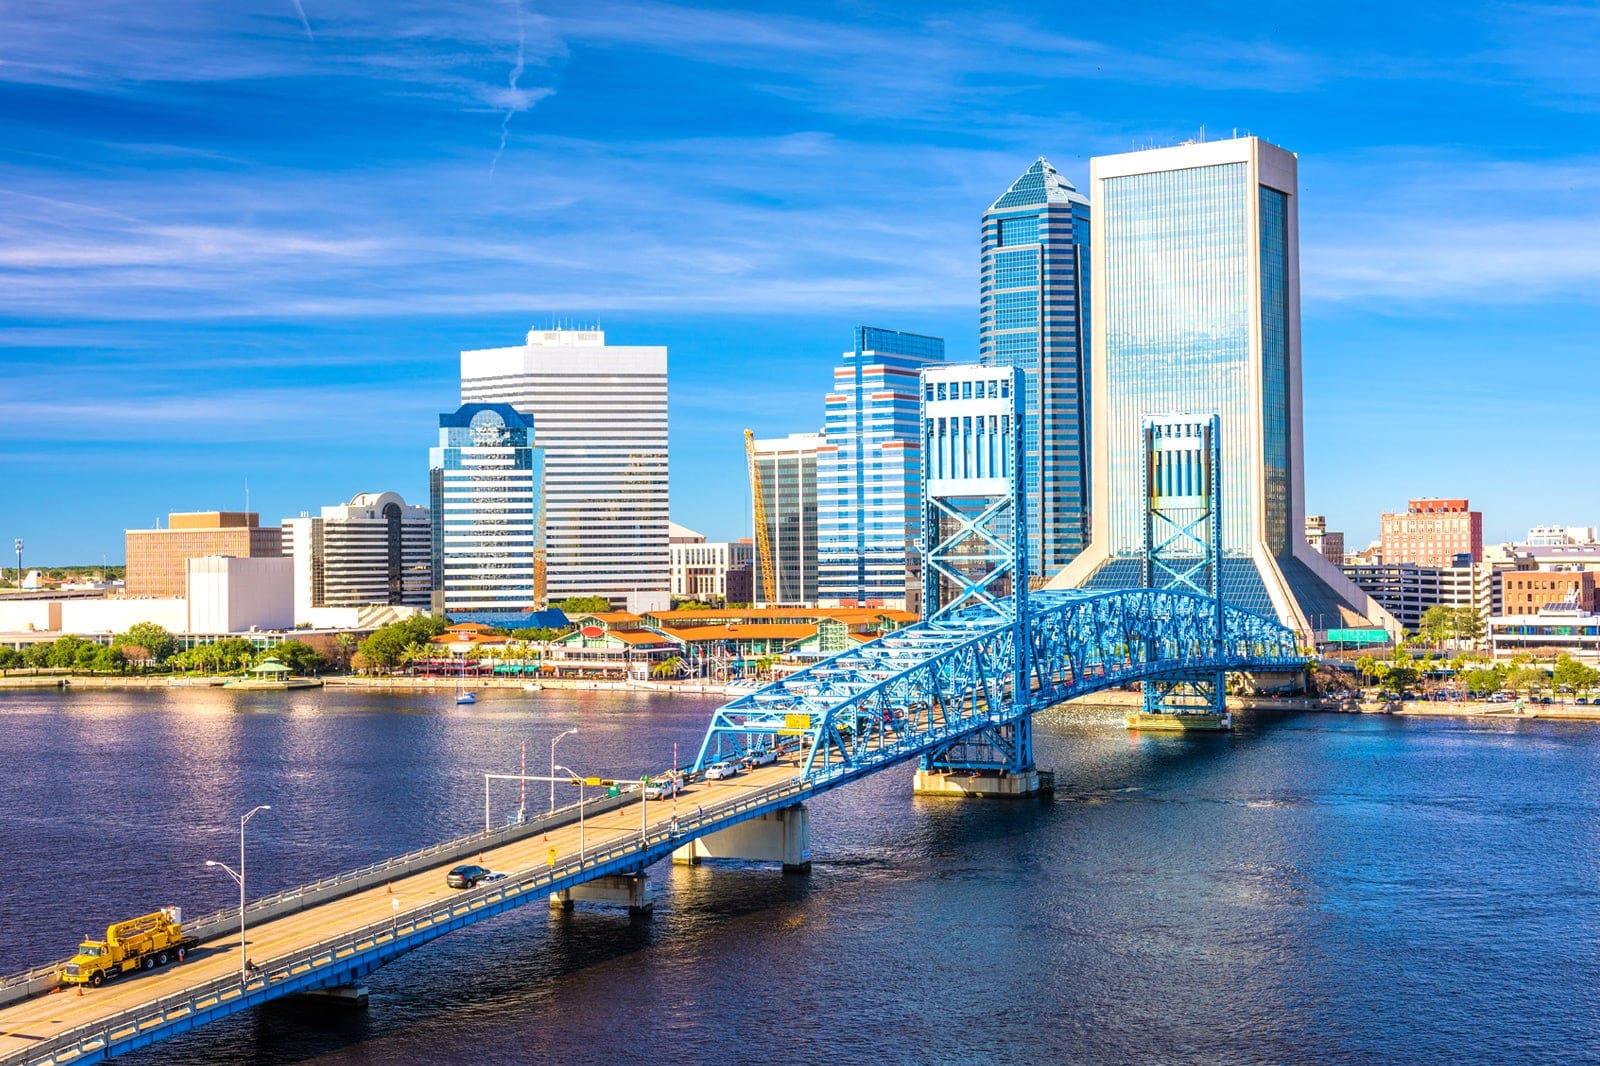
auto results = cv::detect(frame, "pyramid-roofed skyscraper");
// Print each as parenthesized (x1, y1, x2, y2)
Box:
(980, 158, 1091, 582)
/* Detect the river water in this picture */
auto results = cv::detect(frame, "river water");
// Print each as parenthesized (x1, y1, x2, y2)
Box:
(1, 686, 1597, 1064)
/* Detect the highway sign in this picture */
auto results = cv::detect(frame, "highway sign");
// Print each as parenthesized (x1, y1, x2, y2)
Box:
(1327, 628, 1389, 644)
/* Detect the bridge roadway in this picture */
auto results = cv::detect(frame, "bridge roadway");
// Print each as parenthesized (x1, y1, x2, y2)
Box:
(0, 756, 806, 1066)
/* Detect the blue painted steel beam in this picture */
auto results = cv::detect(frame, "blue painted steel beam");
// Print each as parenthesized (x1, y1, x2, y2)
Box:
(692, 586, 1305, 779)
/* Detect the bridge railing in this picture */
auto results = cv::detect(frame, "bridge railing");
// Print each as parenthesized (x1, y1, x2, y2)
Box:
(0, 788, 641, 1008)
(6, 777, 815, 1066)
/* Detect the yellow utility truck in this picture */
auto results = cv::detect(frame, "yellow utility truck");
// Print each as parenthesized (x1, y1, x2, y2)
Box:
(60, 908, 196, 987)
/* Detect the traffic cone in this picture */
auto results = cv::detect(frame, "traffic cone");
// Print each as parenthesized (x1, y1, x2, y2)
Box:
(386, 882, 393, 894)
(76, 986, 83, 997)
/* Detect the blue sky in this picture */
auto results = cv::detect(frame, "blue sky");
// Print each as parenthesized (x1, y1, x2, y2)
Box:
(4, 1, 1600, 563)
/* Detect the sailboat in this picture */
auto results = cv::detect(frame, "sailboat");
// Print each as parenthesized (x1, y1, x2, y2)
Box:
(454, 656, 477, 704)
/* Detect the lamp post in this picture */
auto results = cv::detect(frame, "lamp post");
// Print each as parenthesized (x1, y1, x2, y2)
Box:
(12, 538, 21, 589)
(554, 764, 586, 861)
(206, 803, 271, 985)
(550, 728, 577, 812)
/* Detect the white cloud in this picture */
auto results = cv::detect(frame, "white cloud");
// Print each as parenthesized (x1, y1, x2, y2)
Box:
(1301, 151, 1600, 304)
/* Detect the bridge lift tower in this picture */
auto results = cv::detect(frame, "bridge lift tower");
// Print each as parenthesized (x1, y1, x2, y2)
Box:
(1128, 413, 1231, 731)
(911, 364, 1042, 797)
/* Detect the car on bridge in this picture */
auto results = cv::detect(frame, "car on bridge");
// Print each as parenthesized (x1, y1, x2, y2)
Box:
(642, 780, 674, 800)
(446, 864, 493, 889)
(704, 761, 740, 781)
(742, 748, 777, 769)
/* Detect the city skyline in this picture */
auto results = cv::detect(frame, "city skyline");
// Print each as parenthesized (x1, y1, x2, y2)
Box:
(6, 3, 1600, 562)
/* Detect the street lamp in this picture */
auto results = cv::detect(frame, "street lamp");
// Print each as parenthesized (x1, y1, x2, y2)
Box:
(550, 728, 577, 812)
(12, 539, 21, 589)
(206, 803, 271, 985)
(554, 764, 586, 861)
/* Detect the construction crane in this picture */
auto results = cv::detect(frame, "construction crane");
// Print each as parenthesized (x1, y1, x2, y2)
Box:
(745, 429, 777, 605)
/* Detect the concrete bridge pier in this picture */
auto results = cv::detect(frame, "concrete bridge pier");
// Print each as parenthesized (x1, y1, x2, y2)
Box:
(672, 804, 810, 873)
(911, 767, 1045, 798)
(550, 873, 654, 914)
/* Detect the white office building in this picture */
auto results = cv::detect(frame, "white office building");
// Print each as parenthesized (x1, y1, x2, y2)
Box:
(460, 329, 669, 613)
(282, 491, 430, 624)
(669, 523, 754, 603)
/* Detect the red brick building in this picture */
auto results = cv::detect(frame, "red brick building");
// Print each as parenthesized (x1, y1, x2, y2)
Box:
(1379, 498, 1484, 568)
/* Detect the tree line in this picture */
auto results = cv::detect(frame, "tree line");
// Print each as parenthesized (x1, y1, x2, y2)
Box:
(0, 621, 331, 676)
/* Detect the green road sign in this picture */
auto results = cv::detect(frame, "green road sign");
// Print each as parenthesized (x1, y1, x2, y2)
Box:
(1327, 628, 1389, 644)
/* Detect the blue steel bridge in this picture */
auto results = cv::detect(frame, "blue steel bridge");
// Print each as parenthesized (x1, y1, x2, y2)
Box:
(0, 367, 1304, 1065)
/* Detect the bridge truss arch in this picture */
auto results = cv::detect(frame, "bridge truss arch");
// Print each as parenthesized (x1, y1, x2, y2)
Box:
(693, 587, 1303, 788)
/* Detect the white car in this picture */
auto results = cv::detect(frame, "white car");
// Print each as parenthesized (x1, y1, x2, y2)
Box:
(642, 780, 673, 800)
(742, 748, 777, 769)
(704, 761, 739, 781)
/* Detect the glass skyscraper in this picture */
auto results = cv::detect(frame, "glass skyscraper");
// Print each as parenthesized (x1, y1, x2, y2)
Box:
(1049, 136, 1391, 637)
(979, 158, 1091, 583)
(817, 326, 945, 612)
(429, 403, 544, 621)
(752, 432, 822, 606)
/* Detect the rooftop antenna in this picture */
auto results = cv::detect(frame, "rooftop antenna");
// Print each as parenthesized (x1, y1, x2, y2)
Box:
(245, 479, 250, 517)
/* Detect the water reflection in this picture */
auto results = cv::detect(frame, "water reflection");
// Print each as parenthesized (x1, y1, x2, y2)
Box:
(2, 691, 1598, 1063)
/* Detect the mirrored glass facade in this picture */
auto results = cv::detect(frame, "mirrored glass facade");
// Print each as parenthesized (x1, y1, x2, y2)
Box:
(753, 433, 822, 605)
(429, 403, 544, 616)
(979, 158, 1090, 581)
(817, 327, 944, 610)
(1260, 186, 1291, 556)
(1101, 161, 1252, 563)
(1056, 137, 1394, 635)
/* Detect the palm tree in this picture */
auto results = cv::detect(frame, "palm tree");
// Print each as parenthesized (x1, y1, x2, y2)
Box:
(652, 655, 685, 680)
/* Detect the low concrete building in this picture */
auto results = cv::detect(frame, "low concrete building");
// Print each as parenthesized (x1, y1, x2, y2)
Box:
(1490, 604, 1600, 661)
(186, 556, 293, 633)
(1527, 525, 1597, 546)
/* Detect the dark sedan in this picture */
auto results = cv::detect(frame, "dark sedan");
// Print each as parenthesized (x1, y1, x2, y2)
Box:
(446, 864, 492, 889)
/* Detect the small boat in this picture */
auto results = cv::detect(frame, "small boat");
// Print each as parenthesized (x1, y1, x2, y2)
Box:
(522, 682, 543, 692)
(455, 690, 477, 705)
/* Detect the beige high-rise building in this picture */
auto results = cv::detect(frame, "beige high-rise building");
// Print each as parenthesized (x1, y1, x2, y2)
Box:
(1304, 515, 1346, 566)
(125, 512, 282, 598)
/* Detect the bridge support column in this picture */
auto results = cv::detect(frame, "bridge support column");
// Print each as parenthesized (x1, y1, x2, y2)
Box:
(296, 983, 369, 1006)
(912, 767, 1045, 798)
(550, 874, 654, 914)
(1130, 671, 1230, 731)
(672, 804, 810, 872)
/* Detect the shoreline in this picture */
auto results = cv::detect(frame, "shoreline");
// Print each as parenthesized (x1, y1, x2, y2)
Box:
(8, 673, 1600, 722)
(0, 673, 726, 694)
